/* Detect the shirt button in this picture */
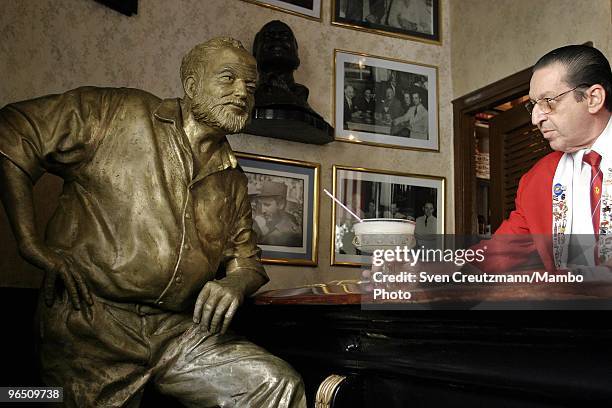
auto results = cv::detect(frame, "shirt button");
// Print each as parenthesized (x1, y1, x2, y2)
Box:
(183, 244, 190, 250)
(157, 300, 164, 305)
(185, 213, 191, 219)
(175, 275, 183, 284)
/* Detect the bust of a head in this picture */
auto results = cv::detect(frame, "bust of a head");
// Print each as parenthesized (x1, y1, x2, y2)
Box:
(253, 20, 299, 73)
(252, 20, 311, 110)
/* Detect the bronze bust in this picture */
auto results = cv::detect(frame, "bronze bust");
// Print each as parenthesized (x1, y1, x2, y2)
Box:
(247, 20, 333, 144)
(0, 37, 306, 407)
(252, 20, 311, 111)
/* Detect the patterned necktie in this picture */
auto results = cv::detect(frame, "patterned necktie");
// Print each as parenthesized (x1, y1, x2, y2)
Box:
(583, 151, 603, 236)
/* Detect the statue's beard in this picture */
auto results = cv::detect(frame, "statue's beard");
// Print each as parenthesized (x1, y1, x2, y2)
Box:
(191, 93, 250, 134)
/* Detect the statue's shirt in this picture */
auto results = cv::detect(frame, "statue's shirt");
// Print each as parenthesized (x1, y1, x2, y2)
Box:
(0, 87, 266, 311)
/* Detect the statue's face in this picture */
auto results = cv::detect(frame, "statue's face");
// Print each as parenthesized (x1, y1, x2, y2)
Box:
(255, 22, 299, 71)
(191, 47, 258, 133)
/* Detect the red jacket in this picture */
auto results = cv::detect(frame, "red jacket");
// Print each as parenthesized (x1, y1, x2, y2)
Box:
(477, 151, 564, 272)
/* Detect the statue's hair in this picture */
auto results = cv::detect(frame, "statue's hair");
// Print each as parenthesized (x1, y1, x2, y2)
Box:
(180, 37, 246, 84)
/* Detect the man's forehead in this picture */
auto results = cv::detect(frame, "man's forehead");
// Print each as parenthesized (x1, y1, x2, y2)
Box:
(530, 63, 567, 97)
(204, 48, 257, 76)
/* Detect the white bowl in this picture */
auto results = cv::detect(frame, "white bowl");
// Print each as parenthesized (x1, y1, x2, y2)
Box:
(352, 218, 416, 252)
(353, 218, 416, 235)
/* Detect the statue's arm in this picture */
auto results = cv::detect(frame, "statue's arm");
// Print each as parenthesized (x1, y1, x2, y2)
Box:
(0, 157, 92, 309)
(0, 157, 42, 262)
(192, 176, 268, 334)
(0, 88, 116, 308)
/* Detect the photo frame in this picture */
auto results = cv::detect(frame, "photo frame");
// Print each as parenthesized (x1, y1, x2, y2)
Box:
(334, 50, 439, 151)
(331, 0, 440, 44)
(331, 165, 444, 266)
(241, 0, 322, 21)
(237, 152, 320, 266)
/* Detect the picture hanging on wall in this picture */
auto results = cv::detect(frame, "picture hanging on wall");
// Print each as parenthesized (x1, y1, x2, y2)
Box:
(241, 0, 322, 21)
(331, 165, 444, 267)
(334, 50, 439, 151)
(331, 0, 440, 44)
(237, 152, 320, 266)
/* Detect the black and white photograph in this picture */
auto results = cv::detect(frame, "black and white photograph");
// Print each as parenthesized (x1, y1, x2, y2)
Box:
(237, 153, 320, 266)
(331, 165, 444, 266)
(335, 50, 439, 151)
(242, 0, 322, 20)
(332, 0, 440, 43)
(248, 173, 304, 248)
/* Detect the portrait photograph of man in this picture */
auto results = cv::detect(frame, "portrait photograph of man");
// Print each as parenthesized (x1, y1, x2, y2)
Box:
(247, 175, 305, 248)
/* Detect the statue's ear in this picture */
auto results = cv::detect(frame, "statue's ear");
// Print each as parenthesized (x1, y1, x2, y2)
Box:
(184, 75, 197, 100)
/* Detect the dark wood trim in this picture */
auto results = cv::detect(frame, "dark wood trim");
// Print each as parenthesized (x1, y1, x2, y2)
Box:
(452, 66, 533, 234)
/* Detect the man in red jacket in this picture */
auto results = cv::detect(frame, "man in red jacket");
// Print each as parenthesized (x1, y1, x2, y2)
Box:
(481, 44, 612, 274)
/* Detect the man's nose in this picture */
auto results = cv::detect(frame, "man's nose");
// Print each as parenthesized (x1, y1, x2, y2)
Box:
(531, 104, 547, 127)
(233, 80, 248, 98)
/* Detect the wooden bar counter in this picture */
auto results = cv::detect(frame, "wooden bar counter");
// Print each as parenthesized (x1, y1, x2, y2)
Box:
(234, 278, 612, 407)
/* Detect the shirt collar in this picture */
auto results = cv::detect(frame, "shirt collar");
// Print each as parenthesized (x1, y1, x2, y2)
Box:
(590, 114, 612, 159)
(153, 98, 181, 123)
(153, 98, 238, 180)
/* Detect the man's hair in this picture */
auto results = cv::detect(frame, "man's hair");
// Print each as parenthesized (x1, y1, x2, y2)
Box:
(534, 44, 612, 112)
(180, 37, 246, 85)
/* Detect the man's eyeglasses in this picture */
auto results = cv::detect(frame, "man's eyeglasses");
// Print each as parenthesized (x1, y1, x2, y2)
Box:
(525, 84, 589, 115)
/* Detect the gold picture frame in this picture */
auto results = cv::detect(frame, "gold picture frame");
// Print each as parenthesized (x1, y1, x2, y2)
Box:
(331, 0, 441, 45)
(241, 0, 322, 21)
(331, 164, 445, 267)
(334, 49, 440, 152)
(236, 152, 320, 266)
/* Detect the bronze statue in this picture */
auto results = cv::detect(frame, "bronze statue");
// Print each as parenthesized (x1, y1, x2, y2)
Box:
(0, 37, 306, 407)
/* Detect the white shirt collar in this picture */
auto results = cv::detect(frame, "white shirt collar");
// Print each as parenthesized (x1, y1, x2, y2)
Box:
(587, 114, 612, 158)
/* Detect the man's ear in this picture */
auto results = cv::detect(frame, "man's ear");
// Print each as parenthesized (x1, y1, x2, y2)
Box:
(586, 84, 606, 114)
(183, 76, 197, 100)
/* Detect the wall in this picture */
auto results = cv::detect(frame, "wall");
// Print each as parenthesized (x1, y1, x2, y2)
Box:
(0, 0, 453, 290)
(450, 0, 612, 98)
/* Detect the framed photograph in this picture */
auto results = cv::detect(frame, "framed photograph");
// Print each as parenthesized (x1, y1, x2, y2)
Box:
(334, 50, 439, 151)
(331, 0, 440, 44)
(331, 165, 444, 266)
(241, 0, 322, 21)
(237, 152, 320, 266)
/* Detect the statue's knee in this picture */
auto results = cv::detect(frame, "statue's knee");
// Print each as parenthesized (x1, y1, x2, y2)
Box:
(278, 364, 305, 393)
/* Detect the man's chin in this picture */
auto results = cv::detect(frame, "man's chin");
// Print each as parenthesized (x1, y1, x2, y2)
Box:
(200, 115, 248, 134)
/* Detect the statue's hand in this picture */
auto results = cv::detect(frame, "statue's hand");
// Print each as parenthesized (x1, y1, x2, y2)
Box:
(192, 277, 245, 335)
(38, 248, 93, 310)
